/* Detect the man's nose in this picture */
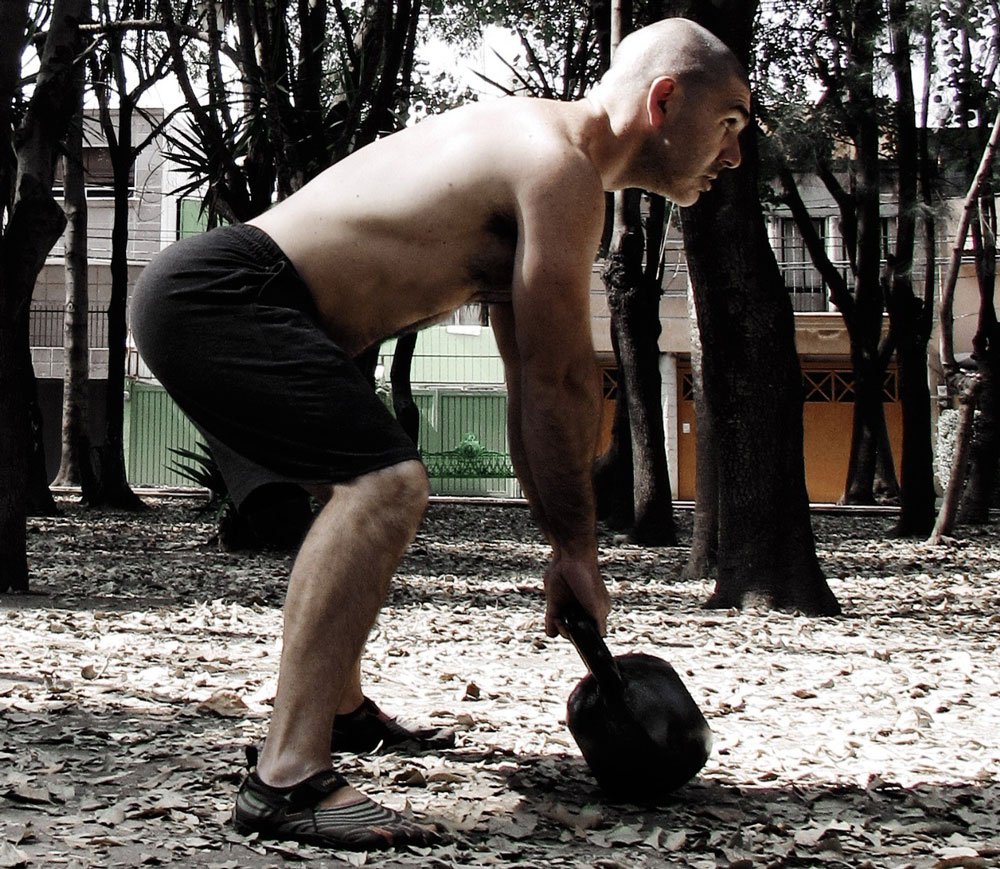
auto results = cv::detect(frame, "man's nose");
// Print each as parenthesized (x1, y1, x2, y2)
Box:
(720, 137, 742, 170)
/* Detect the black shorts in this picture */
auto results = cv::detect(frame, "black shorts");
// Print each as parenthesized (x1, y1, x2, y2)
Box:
(131, 224, 420, 507)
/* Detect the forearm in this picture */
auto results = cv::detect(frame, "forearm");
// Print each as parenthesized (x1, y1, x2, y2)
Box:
(506, 417, 553, 542)
(515, 363, 601, 559)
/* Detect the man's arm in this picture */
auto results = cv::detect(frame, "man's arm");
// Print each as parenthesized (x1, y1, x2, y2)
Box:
(491, 303, 553, 540)
(492, 159, 610, 636)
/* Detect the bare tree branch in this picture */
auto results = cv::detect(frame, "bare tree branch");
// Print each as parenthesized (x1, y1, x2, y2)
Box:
(777, 159, 856, 322)
(938, 103, 1000, 373)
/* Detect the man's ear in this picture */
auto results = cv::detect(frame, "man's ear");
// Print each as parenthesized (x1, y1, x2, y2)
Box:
(646, 76, 678, 128)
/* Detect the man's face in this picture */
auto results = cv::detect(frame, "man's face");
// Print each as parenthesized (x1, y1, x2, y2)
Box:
(649, 75, 751, 206)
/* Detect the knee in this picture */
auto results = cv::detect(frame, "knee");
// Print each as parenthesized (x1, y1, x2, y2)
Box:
(369, 461, 429, 546)
(361, 460, 429, 531)
(382, 460, 430, 514)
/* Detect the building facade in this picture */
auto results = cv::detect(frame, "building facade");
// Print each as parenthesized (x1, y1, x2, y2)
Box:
(31, 115, 993, 504)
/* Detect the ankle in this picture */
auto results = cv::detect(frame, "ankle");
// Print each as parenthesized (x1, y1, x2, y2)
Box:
(256, 747, 329, 790)
(336, 692, 367, 717)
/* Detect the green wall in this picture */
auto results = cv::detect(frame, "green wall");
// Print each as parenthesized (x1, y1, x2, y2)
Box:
(124, 381, 205, 487)
(125, 380, 521, 497)
(377, 326, 505, 386)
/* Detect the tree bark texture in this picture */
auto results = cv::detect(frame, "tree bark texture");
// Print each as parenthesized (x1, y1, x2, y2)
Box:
(929, 379, 981, 544)
(893, 297, 937, 533)
(958, 196, 1000, 523)
(0, 0, 84, 592)
(681, 0, 839, 615)
(883, 0, 936, 535)
(683, 284, 718, 580)
(26, 372, 59, 517)
(593, 325, 636, 530)
(601, 189, 675, 545)
(935, 82, 1000, 532)
(959, 373, 1000, 523)
(843, 354, 897, 504)
(88, 39, 143, 510)
(390, 332, 420, 446)
(52, 67, 98, 497)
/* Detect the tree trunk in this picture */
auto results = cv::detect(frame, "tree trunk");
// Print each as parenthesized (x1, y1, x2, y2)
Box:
(883, 0, 935, 535)
(52, 72, 97, 497)
(681, 0, 839, 615)
(629, 193, 675, 545)
(592, 4, 674, 544)
(894, 311, 937, 533)
(843, 359, 886, 504)
(683, 283, 718, 580)
(778, 150, 896, 507)
(960, 372, 1000, 523)
(602, 188, 675, 545)
(390, 331, 420, 445)
(929, 379, 981, 543)
(959, 196, 1000, 524)
(0, 298, 36, 592)
(0, 0, 84, 592)
(92, 148, 142, 509)
(935, 103, 1000, 536)
(26, 374, 59, 516)
(593, 326, 635, 530)
(90, 45, 143, 511)
(844, 0, 890, 506)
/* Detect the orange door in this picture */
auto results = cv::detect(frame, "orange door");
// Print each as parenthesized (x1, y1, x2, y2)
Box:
(675, 364, 903, 504)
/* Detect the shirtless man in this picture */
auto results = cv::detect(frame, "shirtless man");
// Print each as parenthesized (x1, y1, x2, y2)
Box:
(132, 17, 749, 851)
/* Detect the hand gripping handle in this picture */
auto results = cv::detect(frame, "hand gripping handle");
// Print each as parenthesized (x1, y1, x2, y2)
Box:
(559, 602, 626, 701)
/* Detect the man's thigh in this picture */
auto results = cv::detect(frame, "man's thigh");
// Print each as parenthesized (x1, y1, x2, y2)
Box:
(132, 226, 420, 507)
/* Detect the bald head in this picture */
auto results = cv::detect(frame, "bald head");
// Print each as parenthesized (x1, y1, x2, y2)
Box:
(598, 18, 747, 101)
(583, 18, 751, 202)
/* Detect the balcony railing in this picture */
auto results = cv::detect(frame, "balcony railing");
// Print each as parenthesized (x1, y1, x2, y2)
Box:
(29, 307, 110, 349)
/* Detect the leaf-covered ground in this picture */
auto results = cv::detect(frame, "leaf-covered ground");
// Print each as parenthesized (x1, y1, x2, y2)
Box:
(2, 496, 999, 868)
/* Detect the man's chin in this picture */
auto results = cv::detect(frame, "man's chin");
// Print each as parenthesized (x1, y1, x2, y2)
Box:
(666, 188, 701, 207)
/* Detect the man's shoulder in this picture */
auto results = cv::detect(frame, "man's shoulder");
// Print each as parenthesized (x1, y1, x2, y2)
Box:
(444, 98, 595, 165)
(485, 100, 604, 194)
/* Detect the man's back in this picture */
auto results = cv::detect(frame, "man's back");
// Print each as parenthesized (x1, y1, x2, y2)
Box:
(249, 96, 606, 354)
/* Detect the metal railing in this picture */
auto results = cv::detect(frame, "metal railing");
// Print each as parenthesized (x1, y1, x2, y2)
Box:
(29, 307, 110, 349)
(421, 432, 515, 479)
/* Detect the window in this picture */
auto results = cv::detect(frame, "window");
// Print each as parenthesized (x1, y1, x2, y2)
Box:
(776, 217, 828, 312)
(778, 217, 825, 291)
(881, 216, 897, 261)
(835, 216, 898, 268)
(53, 147, 134, 199)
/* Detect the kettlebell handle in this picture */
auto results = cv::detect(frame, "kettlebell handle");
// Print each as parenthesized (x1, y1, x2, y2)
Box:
(559, 602, 626, 700)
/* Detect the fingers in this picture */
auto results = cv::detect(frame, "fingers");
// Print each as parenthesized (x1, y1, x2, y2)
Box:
(543, 561, 610, 637)
(544, 606, 562, 639)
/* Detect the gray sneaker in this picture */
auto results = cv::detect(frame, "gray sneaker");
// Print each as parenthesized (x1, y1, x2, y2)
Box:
(232, 768, 440, 851)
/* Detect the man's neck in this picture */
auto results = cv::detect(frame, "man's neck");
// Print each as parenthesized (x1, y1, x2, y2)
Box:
(577, 91, 641, 193)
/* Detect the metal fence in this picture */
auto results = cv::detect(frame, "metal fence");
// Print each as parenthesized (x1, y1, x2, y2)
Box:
(125, 382, 522, 497)
(124, 382, 205, 488)
(29, 307, 110, 348)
